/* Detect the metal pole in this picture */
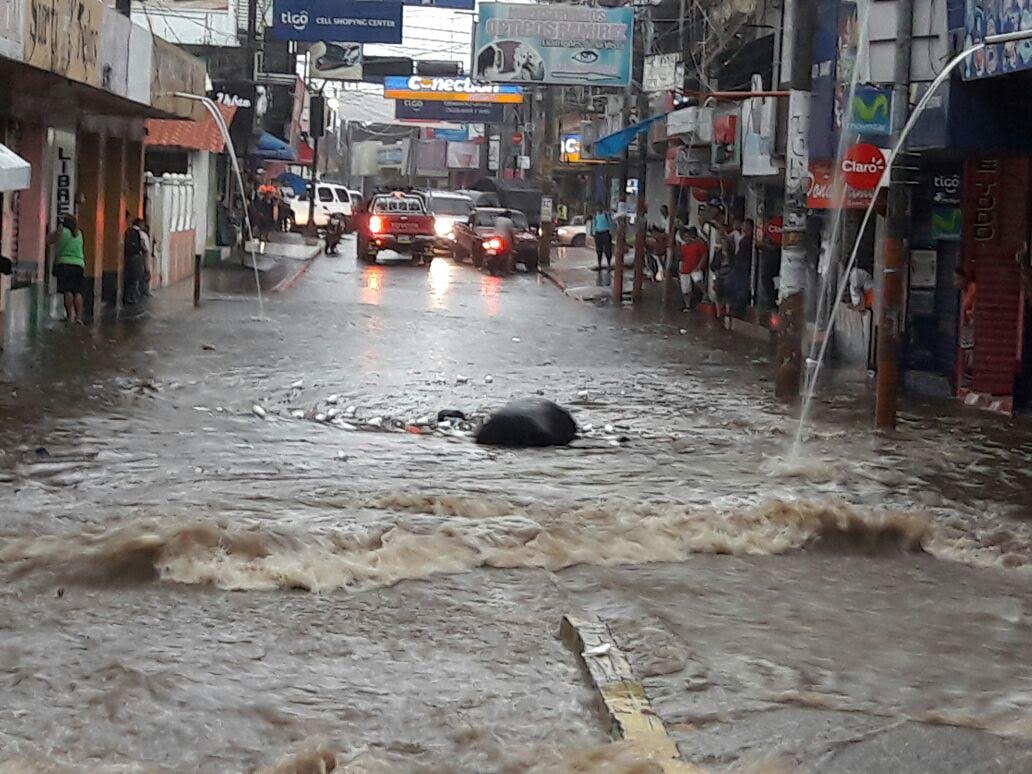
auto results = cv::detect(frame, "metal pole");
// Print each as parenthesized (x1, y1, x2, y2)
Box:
(774, 0, 816, 402)
(613, 3, 642, 305)
(663, 183, 679, 309)
(305, 132, 319, 236)
(538, 85, 556, 267)
(612, 126, 630, 303)
(632, 92, 648, 303)
(875, 0, 914, 428)
(193, 253, 202, 307)
(631, 7, 652, 304)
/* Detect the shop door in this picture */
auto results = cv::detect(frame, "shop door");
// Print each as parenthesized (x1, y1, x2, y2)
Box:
(963, 157, 1029, 397)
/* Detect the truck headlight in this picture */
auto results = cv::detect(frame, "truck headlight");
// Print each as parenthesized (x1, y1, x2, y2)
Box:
(434, 217, 454, 237)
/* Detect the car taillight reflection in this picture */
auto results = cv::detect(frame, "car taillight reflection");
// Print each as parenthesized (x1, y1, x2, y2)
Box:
(368, 215, 384, 234)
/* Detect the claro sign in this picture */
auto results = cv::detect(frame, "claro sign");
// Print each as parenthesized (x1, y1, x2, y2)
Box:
(841, 143, 887, 191)
(383, 75, 523, 103)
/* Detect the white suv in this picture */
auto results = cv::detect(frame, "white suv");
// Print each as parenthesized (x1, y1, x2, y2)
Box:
(287, 183, 361, 228)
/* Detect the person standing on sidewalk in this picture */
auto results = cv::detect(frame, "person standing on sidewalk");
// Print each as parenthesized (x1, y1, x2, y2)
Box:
(587, 202, 614, 273)
(678, 226, 707, 311)
(48, 215, 86, 324)
(123, 218, 150, 304)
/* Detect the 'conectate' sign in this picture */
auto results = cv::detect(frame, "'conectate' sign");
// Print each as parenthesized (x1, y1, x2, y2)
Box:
(383, 76, 524, 103)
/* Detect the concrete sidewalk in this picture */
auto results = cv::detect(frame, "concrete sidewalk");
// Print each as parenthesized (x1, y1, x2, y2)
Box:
(542, 244, 666, 303)
(234, 231, 327, 291)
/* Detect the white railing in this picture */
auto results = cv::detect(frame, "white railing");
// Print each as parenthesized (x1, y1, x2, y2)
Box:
(144, 172, 196, 287)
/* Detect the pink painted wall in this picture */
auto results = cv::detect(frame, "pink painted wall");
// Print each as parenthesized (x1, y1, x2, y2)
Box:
(16, 122, 48, 286)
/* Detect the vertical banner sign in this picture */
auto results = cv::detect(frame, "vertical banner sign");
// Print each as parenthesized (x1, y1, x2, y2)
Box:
(473, 3, 632, 87)
(271, 0, 403, 44)
(963, 157, 1030, 396)
(51, 130, 77, 223)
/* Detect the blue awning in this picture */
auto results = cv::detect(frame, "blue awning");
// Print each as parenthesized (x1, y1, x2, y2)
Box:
(252, 132, 296, 161)
(590, 113, 669, 158)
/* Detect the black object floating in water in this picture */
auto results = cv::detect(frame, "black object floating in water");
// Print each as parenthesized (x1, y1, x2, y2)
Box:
(476, 398, 577, 447)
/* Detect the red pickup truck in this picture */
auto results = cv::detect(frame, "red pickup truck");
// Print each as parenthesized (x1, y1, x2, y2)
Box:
(356, 192, 435, 263)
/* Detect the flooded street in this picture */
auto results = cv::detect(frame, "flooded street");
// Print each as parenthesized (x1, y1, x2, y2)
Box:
(2, 241, 1032, 772)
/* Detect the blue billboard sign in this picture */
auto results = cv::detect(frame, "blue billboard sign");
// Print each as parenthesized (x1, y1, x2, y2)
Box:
(473, 3, 633, 87)
(383, 76, 523, 103)
(395, 99, 506, 123)
(963, 0, 1032, 79)
(270, 0, 403, 44)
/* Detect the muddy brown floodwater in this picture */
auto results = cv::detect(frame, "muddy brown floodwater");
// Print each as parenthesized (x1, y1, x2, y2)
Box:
(1, 243, 1032, 772)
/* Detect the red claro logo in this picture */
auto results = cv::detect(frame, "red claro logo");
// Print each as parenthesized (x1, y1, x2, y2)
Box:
(841, 144, 887, 191)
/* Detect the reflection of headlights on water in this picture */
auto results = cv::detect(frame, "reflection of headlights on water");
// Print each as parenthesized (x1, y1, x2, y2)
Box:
(434, 218, 454, 236)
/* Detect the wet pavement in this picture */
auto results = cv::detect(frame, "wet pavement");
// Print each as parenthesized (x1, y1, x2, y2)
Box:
(2, 235, 1032, 772)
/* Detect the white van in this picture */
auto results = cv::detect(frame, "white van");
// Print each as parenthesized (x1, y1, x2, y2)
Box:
(286, 183, 361, 228)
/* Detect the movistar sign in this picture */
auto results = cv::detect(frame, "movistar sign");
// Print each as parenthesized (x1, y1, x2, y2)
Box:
(383, 76, 523, 103)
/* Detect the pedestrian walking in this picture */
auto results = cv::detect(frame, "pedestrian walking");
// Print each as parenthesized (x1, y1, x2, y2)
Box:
(587, 201, 614, 273)
(678, 226, 707, 311)
(123, 217, 150, 304)
(48, 215, 87, 324)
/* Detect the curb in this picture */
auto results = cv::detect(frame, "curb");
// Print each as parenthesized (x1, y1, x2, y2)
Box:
(560, 615, 702, 773)
(271, 247, 322, 293)
(539, 265, 568, 292)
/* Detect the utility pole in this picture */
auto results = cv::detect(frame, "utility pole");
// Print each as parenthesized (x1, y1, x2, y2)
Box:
(612, 98, 631, 304)
(631, 6, 653, 304)
(774, 0, 816, 402)
(539, 86, 557, 267)
(875, 0, 914, 428)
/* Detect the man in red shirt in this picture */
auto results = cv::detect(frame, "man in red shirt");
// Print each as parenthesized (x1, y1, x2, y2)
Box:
(678, 226, 708, 311)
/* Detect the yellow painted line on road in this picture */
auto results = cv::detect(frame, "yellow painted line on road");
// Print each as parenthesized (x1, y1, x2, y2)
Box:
(560, 615, 705, 774)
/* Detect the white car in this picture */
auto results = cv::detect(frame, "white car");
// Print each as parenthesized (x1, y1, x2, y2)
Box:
(286, 183, 361, 228)
(555, 215, 590, 247)
(427, 191, 474, 253)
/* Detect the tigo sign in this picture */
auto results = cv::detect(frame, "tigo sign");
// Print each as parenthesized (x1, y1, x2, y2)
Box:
(841, 143, 887, 191)
(383, 75, 523, 103)
(270, 0, 403, 44)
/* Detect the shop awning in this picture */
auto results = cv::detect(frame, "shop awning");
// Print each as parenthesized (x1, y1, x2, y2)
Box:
(0, 143, 31, 192)
(145, 104, 237, 154)
(252, 132, 296, 162)
(590, 113, 669, 159)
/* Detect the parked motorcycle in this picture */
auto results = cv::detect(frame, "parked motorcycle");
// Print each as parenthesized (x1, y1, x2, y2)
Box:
(324, 213, 346, 255)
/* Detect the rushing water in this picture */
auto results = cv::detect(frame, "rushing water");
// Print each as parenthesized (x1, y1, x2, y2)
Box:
(2, 251, 1032, 771)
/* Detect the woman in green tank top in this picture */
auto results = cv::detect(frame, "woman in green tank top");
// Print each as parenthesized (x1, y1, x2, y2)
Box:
(48, 215, 87, 323)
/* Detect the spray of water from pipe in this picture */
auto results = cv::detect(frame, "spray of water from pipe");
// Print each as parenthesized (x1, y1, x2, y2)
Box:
(171, 92, 265, 320)
(791, 40, 1007, 454)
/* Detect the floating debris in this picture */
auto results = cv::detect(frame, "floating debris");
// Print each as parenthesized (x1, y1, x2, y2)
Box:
(484, 375, 494, 384)
(252, 405, 267, 419)
(456, 375, 469, 384)
(326, 394, 340, 404)
(290, 379, 304, 389)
